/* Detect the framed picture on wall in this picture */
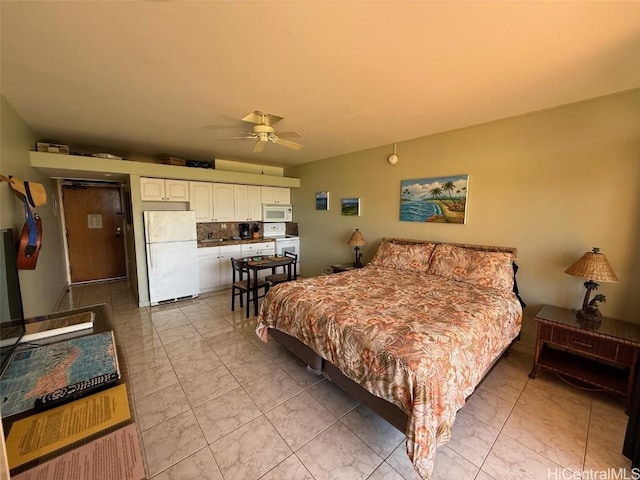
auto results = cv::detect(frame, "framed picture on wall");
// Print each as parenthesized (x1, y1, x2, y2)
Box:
(400, 174, 469, 223)
(341, 197, 360, 216)
(315, 191, 329, 210)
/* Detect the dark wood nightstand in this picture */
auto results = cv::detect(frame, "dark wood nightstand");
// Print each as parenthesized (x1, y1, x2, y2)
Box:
(530, 305, 640, 410)
(330, 264, 360, 273)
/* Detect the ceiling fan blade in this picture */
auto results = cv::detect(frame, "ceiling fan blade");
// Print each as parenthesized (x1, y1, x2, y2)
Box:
(253, 140, 266, 153)
(274, 136, 303, 150)
(274, 131, 302, 139)
(217, 131, 257, 141)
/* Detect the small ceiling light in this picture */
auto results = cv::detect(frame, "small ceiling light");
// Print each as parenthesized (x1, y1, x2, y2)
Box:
(388, 143, 399, 165)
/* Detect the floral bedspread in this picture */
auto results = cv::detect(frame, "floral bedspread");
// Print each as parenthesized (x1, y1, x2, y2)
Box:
(256, 265, 522, 479)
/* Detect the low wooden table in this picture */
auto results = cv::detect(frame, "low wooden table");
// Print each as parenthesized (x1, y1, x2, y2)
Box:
(530, 305, 640, 410)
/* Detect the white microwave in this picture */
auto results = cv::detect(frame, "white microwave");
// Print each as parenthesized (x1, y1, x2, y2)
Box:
(262, 204, 292, 222)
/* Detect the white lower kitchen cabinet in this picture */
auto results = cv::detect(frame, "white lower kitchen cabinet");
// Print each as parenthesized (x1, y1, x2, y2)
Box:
(197, 245, 242, 293)
(219, 246, 241, 286)
(198, 246, 221, 293)
(240, 241, 275, 257)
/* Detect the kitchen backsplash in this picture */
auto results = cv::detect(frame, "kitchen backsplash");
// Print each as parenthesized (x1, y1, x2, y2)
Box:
(196, 222, 299, 241)
(196, 222, 262, 240)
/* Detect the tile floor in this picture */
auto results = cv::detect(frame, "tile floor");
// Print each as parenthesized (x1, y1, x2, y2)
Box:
(57, 280, 633, 480)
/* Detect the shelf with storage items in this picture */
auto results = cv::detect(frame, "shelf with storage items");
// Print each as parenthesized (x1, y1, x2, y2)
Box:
(140, 177, 189, 202)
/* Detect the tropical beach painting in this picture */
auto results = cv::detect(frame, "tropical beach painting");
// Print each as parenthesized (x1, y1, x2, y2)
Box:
(400, 174, 469, 223)
(341, 197, 361, 216)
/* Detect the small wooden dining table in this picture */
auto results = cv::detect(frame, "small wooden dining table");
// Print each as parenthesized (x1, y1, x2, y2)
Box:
(245, 255, 294, 316)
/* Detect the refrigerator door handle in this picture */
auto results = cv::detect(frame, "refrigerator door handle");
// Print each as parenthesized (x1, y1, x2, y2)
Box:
(148, 245, 153, 269)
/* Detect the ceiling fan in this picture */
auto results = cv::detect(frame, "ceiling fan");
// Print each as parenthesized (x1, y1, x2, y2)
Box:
(231, 111, 303, 153)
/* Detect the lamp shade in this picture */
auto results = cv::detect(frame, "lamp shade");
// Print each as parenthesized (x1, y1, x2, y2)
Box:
(565, 247, 618, 282)
(347, 229, 367, 247)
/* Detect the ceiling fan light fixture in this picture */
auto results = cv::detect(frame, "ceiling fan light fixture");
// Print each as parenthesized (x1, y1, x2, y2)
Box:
(227, 110, 304, 152)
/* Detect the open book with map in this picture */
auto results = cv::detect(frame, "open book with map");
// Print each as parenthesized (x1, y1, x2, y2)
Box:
(0, 331, 120, 418)
(22, 311, 95, 342)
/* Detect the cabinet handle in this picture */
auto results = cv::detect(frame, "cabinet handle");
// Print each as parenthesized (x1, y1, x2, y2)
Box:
(572, 340, 593, 349)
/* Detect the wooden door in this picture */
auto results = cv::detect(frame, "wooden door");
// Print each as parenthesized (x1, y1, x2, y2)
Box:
(62, 185, 126, 282)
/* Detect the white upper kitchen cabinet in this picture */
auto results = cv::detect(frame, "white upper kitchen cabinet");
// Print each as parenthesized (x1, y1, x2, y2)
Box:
(164, 180, 189, 201)
(247, 185, 263, 220)
(189, 181, 214, 222)
(141, 177, 189, 202)
(141, 177, 164, 201)
(261, 186, 290, 204)
(212, 183, 235, 222)
(234, 185, 262, 221)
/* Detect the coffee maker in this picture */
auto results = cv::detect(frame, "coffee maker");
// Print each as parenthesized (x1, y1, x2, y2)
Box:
(239, 223, 251, 239)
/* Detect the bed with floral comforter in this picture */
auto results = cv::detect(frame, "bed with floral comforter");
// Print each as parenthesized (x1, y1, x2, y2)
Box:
(256, 238, 523, 479)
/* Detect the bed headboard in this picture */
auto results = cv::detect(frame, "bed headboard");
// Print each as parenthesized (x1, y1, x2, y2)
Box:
(380, 237, 518, 259)
(378, 238, 525, 307)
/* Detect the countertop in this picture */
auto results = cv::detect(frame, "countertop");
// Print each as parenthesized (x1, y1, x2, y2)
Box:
(197, 237, 275, 248)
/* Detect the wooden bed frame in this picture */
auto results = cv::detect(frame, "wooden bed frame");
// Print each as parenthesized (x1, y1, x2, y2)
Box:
(268, 327, 519, 432)
(263, 237, 524, 433)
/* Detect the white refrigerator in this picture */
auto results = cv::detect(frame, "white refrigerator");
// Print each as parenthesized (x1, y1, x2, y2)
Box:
(144, 211, 199, 305)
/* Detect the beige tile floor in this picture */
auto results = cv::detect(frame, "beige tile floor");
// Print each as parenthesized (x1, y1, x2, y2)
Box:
(57, 280, 633, 480)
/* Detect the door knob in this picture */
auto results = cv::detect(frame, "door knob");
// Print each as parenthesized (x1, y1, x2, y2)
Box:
(115, 226, 122, 238)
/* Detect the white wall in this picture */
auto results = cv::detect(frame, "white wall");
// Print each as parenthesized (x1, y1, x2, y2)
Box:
(287, 90, 640, 351)
(0, 96, 68, 315)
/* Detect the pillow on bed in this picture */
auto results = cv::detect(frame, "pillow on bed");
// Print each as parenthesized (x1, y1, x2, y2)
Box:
(370, 241, 436, 271)
(426, 243, 514, 291)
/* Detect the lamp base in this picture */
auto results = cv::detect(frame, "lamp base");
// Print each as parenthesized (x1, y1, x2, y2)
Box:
(352, 247, 363, 268)
(574, 307, 602, 324)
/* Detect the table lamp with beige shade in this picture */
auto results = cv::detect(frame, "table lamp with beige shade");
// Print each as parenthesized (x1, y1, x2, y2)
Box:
(347, 229, 366, 268)
(565, 247, 618, 324)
